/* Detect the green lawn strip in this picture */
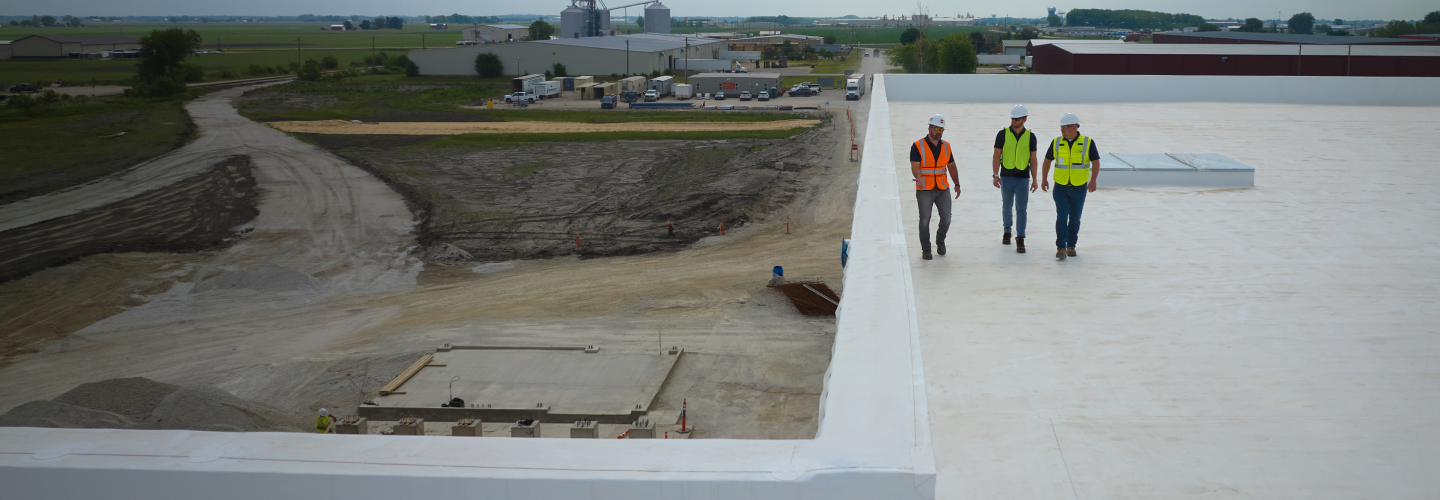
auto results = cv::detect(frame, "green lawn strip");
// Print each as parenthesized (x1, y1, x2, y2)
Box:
(416, 128, 812, 148)
(0, 23, 462, 49)
(806, 53, 863, 75)
(0, 100, 192, 204)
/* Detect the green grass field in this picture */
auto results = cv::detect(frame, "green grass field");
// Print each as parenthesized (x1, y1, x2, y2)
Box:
(784, 26, 991, 45)
(0, 98, 193, 204)
(0, 22, 465, 85)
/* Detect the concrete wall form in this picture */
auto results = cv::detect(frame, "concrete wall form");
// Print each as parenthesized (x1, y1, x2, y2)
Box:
(885, 74, 1440, 106)
(0, 76, 937, 500)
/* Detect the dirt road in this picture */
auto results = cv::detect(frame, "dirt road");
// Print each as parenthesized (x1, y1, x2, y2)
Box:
(0, 52, 893, 438)
(269, 119, 821, 135)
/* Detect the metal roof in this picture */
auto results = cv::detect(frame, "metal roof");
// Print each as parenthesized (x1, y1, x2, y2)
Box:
(1029, 39, 1123, 46)
(1156, 31, 1428, 45)
(534, 33, 722, 52)
(484, 24, 528, 29)
(688, 72, 781, 79)
(21, 34, 138, 45)
(1050, 42, 1440, 56)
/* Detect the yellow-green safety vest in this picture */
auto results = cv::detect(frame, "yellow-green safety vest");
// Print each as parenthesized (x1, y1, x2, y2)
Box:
(1052, 134, 1093, 186)
(316, 415, 330, 433)
(1001, 127, 1032, 171)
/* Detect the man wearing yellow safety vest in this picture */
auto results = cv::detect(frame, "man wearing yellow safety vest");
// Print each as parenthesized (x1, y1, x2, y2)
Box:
(315, 408, 333, 433)
(991, 104, 1039, 253)
(909, 114, 961, 260)
(1041, 113, 1100, 260)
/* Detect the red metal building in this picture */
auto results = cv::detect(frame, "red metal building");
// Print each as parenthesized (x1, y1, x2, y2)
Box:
(1031, 43, 1440, 77)
(1153, 31, 1440, 46)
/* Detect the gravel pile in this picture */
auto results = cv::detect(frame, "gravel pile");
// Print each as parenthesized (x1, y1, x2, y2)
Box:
(0, 377, 299, 432)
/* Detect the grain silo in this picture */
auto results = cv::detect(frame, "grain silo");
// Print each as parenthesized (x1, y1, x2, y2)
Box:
(644, 2, 670, 34)
(560, 5, 586, 39)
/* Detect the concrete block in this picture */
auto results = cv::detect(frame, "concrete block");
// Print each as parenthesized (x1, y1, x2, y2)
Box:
(392, 418, 424, 436)
(629, 420, 655, 439)
(452, 418, 481, 437)
(512, 419, 541, 438)
(570, 420, 599, 439)
(335, 417, 367, 435)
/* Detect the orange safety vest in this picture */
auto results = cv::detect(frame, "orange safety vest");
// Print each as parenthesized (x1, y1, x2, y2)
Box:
(914, 138, 953, 191)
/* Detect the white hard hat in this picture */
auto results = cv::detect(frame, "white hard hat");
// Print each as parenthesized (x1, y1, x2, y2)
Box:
(1010, 104, 1028, 119)
(1060, 113, 1080, 126)
(318, 408, 328, 416)
(928, 114, 946, 128)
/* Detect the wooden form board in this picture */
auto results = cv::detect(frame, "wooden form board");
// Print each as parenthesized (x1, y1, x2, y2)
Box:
(379, 354, 433, 395)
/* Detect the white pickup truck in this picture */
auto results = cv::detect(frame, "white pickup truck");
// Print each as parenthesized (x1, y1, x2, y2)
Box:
(503, 92, 537, 104)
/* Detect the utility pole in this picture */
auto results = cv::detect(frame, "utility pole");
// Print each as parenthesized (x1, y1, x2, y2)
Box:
(371, 35, 375, 58)
(296, 37, 302, 67)
(626, 39, 630, 75)
(684, 36, 689, 84)
(422, 33, 426, 49)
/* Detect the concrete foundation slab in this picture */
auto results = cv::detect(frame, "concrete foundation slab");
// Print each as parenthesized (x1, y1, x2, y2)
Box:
(362, 347, 682, 424)
(451, 418, 480, 437)
(570, 420, 599, 439)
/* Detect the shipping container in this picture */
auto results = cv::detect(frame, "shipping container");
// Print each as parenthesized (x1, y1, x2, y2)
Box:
(647, 75, 673, 96)
(511, 74, 546, 93)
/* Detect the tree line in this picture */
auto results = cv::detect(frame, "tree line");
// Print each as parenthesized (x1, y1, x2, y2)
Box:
(887, 29, 977, 75)
(1065, 9, 1205, 30)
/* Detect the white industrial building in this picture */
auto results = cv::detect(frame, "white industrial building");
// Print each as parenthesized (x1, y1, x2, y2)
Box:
(464, 24, 530, 44)
(409, 33, 723, 77)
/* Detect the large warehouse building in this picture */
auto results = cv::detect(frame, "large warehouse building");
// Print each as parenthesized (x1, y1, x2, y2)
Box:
(1153, 31, 1440, 46)
(409, 33, 723, 77)
(10, 34, 139, 58)
(1032, 42, 1440, 77)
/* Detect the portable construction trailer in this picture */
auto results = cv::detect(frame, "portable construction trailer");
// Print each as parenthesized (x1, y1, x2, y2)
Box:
(590, 81, 617, 99)
(673, 83, 693, 99)
(647, 75, 673, 96)
(688, 72, 783, 98)
(618, 76, 647, 93)
(574, 82, 599, 99)
(512, 74, 546, 93)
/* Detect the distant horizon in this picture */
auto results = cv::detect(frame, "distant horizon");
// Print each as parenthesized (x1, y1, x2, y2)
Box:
(3, 0, 1435, 23)
(2, 13, 1429, 24)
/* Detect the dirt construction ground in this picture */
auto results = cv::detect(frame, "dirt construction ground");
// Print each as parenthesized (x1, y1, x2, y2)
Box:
(0, 55, 893, 439)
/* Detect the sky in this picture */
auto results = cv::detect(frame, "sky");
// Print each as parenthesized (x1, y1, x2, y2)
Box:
(17, 0, 1436, 21)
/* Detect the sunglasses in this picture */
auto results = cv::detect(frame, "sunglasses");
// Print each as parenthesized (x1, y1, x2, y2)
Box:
(1011, 117, 1026, 121)
(930, 125, 944, 132)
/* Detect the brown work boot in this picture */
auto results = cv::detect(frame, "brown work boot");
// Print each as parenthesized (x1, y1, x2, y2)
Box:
(937, 242, 946, 255)
(1016, 237, 1026, 253)
(1056, 248, 1066, 260)
(1002, 232, 1011, 245)
(1067, 247, 1077, 257)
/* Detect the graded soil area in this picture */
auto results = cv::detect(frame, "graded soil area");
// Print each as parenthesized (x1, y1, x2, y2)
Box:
(331, 125, 834, 260)
(0, 53, 892, 438)
(268, 119, 822, 135)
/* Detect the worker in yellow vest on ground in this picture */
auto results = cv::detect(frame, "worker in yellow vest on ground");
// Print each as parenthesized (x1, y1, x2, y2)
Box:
(992, 104, 1039, 253)
(315, 408, 333, 433)
(909, 114, 961, 260)
(1041, 113, 1100, 260)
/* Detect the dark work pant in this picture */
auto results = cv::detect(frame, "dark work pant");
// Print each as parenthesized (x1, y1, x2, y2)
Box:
(1000, 176, 1029, 237)
(916, 188, 951, 253)
(1053, 184, 1087, 249)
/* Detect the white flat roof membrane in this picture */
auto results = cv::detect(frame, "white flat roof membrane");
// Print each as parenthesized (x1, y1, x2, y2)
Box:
(886, 77, 1440, 497)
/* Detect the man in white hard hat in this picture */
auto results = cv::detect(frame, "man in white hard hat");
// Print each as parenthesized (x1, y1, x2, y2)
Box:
(909, 113, 961, 260)
(1041, 113, 1100, 260)
(315, 408, 333, 433)
(992, 104, 1039, 253)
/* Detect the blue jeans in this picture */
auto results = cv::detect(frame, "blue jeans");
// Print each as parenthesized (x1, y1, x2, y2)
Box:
(1000, 176, 1029, 237)
(1053, 184, 1087, 249)
(915, 188, 951, 253)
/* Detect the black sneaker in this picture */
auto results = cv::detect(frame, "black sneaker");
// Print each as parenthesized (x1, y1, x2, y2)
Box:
(922, 250, 933, 260)
(936, 242, 946, 255)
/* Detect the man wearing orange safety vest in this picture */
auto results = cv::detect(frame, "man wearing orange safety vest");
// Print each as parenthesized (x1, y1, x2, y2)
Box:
(1041, 113, 1100, 260)
(909, 114, 962, 260)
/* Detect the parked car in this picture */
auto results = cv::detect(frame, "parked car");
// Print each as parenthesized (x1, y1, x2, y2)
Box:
(620, 90, 639, 103)
(789, 86, 815, 97)
(757, 91, 770, 101)
(713, 91, 726, 100)
(9, 83, 40, 94)
(503, 92, 536, 104)
(643, 89, 659, 102)
(1004, 64, 1025, 72)
(600, 95, 616, 109)
(739, 91, 752, 101)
